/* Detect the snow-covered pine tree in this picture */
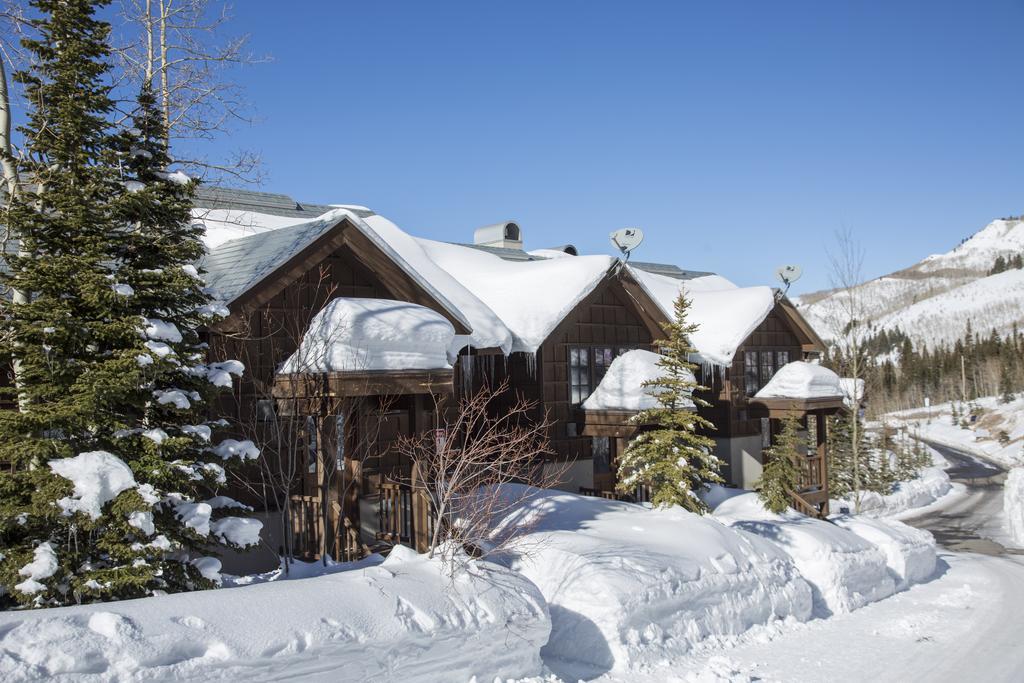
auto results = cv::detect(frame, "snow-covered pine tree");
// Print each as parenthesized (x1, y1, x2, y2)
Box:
(754, 414, 803, 514)
(0, 1, 255, 607)
(615, 290, 721, 512)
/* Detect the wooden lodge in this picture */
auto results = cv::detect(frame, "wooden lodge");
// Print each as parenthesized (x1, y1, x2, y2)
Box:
(194, 187, 845, 563)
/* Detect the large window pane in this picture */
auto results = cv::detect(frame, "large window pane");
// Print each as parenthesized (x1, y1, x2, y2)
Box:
(744, 351, 759, 395)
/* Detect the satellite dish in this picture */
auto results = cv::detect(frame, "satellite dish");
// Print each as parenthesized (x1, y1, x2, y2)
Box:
(774, 264, 803, 287)
(610, 228, 644, 259)
(773, 265, 802, 299)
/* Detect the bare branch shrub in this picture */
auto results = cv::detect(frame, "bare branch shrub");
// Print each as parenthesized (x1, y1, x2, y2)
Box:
(392, 380, 559, 571)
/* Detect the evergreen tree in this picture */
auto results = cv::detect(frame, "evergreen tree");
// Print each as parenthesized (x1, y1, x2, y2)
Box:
(999, 351, 1016, 404)
(755, 414, 804, 514)
(0, 1, 252, 607)
(616, 291, 721, 512)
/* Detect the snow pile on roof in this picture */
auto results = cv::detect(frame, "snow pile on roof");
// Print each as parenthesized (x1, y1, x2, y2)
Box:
(581, 349, 694, 411)
(0, 546, 550, 682)
(418, 239, 615, 353)
(494, 486, 813, 674)
(527, 248, 574, 259)
(48, 452, 138, 520)
(832, 516, 936, 591)
(360, 215, 514, 355)
(628, 266, 775, 367)
(280, 298, 455, 373)
(713, 493, 898, 615)
(753, 362, 843, 400)
(1005, 468, 1024, 547)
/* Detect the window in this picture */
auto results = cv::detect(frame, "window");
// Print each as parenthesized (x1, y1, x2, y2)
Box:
(305, 416, 318, 474)
(760, 352, 775, 386)
(592, 437, 611, 474)
(569, 345, 637, 405)
(744, 351, 759, 395)
(569, 346, 591, 405)
(593, 347, 614, 385)
(776, 350, 790, 369)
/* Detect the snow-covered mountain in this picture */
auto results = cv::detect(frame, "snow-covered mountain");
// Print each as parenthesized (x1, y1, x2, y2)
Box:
(797, 217, 1024, 350)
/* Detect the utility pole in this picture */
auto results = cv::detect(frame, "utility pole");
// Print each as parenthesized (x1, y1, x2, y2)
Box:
(961, 354, 967, 401)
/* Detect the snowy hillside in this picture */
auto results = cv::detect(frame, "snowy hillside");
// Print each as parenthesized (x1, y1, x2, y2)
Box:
(798, 217, 1024, 349)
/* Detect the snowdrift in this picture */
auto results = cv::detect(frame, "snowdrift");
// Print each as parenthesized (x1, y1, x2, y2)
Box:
(831, 458, 953, 518)
(495, 486, 813, 676)
(714, 494, 909, 615)
(832, 516, 937, 591)
(0, 546, 550, 682)
(1005, 467, 1024, 547)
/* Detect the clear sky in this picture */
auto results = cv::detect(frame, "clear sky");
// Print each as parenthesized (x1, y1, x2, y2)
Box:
(209, 0, 1023, 293)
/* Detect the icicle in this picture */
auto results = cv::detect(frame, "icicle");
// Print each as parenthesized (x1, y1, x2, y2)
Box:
(461, 354, 474, 397)
(524, 351, 537, 380)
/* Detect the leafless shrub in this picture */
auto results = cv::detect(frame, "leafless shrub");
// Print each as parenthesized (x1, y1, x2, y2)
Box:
(391, 380, 560, 572)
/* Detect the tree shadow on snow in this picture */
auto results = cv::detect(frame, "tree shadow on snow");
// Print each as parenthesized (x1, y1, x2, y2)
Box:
(540, 605, 615, 682)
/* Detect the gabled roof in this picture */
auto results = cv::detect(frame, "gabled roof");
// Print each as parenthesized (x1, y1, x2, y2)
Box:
(627, 265, 776, 367)
(629, 261, 715, 280)
(199, 210, 474, 338)
(416, 238, 618, 354)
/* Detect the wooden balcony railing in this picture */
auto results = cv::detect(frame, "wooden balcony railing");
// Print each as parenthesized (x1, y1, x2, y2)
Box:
(798, 455, 826, 492)
(378, 482, 435, 553)
(290, 494, 369, 563)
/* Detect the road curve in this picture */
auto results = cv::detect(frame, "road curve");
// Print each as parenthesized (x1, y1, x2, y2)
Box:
(901, 441, 1022, 556)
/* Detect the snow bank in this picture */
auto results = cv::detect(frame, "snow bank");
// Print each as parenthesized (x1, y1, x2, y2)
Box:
(832, 453, 953, 518)
(628, 266, 775, 367)
(1005, 468, 1024, 547)
(48, 452, 137, 520)
(581, 349, 693, 411)
(831, 516, 936, 590)
(279, 297, 455, 373)
(714, 494, 895, 616)
(0, 546, 550, 682)
(753, 361, 842, 400)
(496, 486, 812, 675)
(418, 239, 615, 353)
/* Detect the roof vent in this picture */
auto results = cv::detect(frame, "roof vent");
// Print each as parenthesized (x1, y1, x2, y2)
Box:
(473, 221, 522, 250)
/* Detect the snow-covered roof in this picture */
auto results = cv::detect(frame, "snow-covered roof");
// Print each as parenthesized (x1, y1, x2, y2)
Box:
(581, 349, 694, 411)
(359, 215, 514, 356)
(199, 210, 475, 343)
(628, 266, 776, 367)
(754, 362, 843, 400)
(279, 298, 455, 373)
(417, 239, 616, 354)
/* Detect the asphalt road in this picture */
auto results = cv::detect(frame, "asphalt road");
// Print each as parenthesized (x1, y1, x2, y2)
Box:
(902, 441, 1022, 556)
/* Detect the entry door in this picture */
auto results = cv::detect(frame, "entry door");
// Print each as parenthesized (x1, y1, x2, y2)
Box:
(593, 436, 615, 492)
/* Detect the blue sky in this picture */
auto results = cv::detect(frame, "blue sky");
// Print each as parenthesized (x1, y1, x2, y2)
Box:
(209, 1, 1022, 293)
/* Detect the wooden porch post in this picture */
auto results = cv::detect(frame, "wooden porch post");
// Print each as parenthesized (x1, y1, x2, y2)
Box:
(816, 409, 829, 516)
(410, 459, 431, 554)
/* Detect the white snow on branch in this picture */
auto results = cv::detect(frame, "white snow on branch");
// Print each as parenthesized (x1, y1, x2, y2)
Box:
(206, 495, 252, 511)
(155, 170, 192, 186)
(15, 542, 58, 595)
(173, 500, 212, 537)
(211, 517, 262, 547)
(206, 360, 244, 387)
(142, 428, 168, 445)
(128, 511, 155, 536)
(182, 424, 212, 441)
(143, 319, 182, 343)
(154, 389, 191, 410)
(211, 439, 260, 461)
(112, 283, 135, 297)
(48, 452, 138, 520)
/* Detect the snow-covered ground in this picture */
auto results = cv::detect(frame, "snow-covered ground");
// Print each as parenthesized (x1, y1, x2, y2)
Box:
(0, 546, 550, 682)
(598, 552, 1024, 683)
(831, 445, 954, 518)
(888, 395, 1024, 469)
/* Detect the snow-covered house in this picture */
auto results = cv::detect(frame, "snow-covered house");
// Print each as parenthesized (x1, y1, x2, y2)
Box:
(192, 187, 840, 562)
